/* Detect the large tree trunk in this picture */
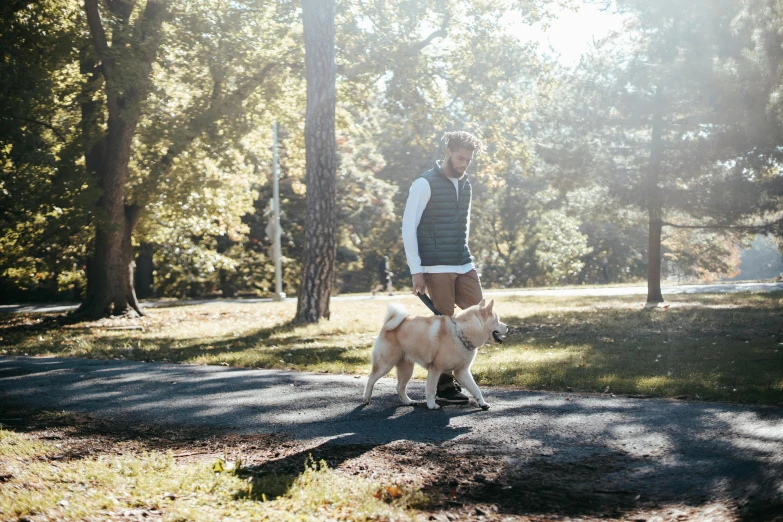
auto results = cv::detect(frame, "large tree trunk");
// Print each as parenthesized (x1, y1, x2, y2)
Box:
(646, 89, 664, 304)
(78, 119, 144, 317)
(296, 0, 337, 322)
(77, 0, 165, 318)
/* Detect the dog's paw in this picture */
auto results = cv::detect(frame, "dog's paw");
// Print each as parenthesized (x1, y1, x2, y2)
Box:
(427, 403, 441, 410)
(479, 403, 490, 410)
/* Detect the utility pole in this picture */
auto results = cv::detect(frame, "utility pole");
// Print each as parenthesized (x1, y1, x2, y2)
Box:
(272, 121, 285, 301)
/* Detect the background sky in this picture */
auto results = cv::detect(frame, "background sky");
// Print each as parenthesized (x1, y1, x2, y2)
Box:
(512, 2, 627, 64)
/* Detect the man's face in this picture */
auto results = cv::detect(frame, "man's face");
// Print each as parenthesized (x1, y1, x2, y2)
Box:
(446, 147, 474, 177)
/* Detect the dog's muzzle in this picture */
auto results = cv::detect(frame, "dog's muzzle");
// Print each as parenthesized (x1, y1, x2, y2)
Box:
(492, 331, 504, 344)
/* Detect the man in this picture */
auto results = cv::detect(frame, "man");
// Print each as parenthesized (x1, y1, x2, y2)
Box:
(402, 131, 485, 405)
(372, 255, 394, 296)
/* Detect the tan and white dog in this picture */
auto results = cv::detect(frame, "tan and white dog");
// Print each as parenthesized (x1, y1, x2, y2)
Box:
(363, 299, 508, 410)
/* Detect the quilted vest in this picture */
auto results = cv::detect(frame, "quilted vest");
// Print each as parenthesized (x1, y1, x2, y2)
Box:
(416, 164, 473, 266)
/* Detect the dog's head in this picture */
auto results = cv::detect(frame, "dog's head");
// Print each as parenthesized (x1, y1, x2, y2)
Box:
(464, 299, 508, 344)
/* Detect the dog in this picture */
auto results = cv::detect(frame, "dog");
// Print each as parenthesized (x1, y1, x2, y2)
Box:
(362, 299, 508, 410)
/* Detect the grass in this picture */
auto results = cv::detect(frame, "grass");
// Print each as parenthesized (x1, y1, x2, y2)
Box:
(2, 291, 782, 404)
(0, 424, 425, 521)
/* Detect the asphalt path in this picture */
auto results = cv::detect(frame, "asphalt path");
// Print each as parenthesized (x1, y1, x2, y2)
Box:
(1, 355, 781, 514)
(2, 281, 782, 315)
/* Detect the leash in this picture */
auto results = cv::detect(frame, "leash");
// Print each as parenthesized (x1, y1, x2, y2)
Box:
(416, 291, 442, 316)
(416, 292, 504, 344)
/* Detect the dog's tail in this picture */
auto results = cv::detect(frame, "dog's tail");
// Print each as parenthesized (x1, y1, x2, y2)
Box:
(382, 303, 408, 331)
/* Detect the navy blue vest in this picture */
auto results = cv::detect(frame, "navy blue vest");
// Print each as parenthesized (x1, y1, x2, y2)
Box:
(416, 164, 473, 266)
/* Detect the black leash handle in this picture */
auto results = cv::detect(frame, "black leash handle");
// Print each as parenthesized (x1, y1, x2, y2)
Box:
(416, 292, 442, 316)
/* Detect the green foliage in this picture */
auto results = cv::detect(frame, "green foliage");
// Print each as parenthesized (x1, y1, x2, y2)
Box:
(0, 1, 95, 302)
(533, 0, 783, 283)
(3, 0, 782, 302)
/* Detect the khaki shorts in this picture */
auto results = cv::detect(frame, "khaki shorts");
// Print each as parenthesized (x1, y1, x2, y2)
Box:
(423, 270, 484, 317)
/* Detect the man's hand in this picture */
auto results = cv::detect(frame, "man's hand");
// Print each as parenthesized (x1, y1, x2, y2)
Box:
(411, 273, 426, 295)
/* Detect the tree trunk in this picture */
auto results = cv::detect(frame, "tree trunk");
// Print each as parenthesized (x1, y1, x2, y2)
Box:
(646, 88, 664, 303)
(216, 234, 236, 297)
(77, 0, 165, 318)
(647, 214, 664, 303)
(296, 0, 337, 322)
(78, 46, 105, 308)
(134, 242, 154, 299)
(78, 117, 144, 318)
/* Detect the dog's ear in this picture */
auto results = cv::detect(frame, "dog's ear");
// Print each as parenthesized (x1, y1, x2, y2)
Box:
(478, 298, 486, 308)
(480, 299, 494, 318)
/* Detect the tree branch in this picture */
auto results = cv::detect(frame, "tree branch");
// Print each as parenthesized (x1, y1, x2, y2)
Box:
(136, 0, 166, 63)
(105, 0, 136, 20)
(150, 61, 283, 184)
(84, 0, 112, 75)
(410, 28, 448, 54)
(1, 116, 68, 143)
(662, 220, 780, 232)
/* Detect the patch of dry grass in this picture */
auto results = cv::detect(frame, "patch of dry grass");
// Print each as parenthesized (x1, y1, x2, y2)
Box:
(0, 426, 425, 521)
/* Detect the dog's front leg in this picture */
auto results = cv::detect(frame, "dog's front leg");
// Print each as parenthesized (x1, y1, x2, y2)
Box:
(424, 369, 441, 410)
(455, 367, 489, 410)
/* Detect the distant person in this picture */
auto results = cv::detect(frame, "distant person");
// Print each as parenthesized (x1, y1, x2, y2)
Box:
(601, 257, 609, 283)
(402, 130, 485, 406)
(372, 256, 394, 296)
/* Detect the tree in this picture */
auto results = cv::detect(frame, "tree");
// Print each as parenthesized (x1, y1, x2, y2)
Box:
(79, 0, 167, 318)
(296, 0, 337, 322)
(77, 0, 303, 317)
(720, 0, 783, 239)
(127, 0, 303, 300)
(0, 0, 92, 302)
(538, 0, 774, 302)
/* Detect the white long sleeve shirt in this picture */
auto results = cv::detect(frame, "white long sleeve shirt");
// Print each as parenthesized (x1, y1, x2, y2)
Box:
(402, 173, 474, 275)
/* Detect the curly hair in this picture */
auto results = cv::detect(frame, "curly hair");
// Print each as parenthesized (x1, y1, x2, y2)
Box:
(441, 131, 484, 155)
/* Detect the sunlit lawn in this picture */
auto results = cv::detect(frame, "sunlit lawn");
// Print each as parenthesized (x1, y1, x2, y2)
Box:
(2, 291, 782, 404)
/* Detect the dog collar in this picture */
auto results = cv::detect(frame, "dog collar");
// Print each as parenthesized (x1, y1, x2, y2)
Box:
(450, 318, 477, 351)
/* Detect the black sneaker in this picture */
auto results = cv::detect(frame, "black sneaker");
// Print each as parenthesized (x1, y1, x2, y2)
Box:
(436, 383, 469, 404)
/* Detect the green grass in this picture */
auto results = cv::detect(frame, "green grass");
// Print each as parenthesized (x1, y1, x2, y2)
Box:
(0, 427, 425, 521)
(2, 291, 782, 404)
(476, 292, 783, 403)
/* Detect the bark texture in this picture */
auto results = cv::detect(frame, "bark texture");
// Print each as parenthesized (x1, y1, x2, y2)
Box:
(296, 0, 337, 322)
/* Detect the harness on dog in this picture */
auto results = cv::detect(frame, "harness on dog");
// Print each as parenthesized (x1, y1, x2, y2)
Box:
(416, 292, 504, 344)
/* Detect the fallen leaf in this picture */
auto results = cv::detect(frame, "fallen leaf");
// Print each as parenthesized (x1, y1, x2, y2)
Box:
(385, 485, 403, 498)
(212, 458, 225, 472)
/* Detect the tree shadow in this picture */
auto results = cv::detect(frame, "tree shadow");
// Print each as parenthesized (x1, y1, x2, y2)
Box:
(490, 302, 783, 403)
(478, 399, 783, 520)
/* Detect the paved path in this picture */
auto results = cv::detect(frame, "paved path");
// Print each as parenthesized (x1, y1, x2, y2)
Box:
(1, 355, 781, 515)
(2, 281, 782, 314)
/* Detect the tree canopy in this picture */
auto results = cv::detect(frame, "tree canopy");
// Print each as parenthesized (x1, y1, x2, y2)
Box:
(1, 0, 781, 308)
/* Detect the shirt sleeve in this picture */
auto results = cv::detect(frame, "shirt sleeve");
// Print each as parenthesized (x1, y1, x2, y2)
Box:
(402, 178, 431, 274)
